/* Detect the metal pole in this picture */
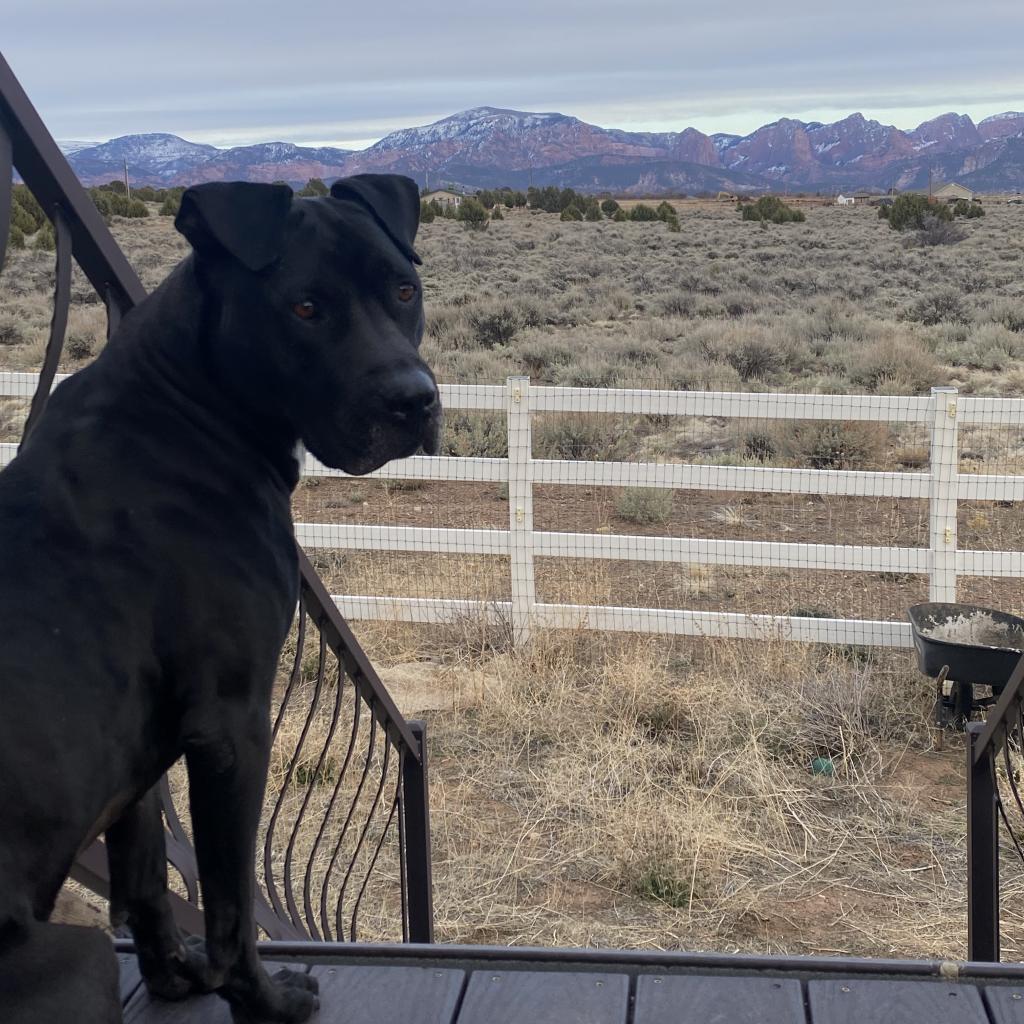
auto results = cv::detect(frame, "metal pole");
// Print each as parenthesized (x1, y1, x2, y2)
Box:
(402, 721, 434, 943)
(967, 721, 999, 961)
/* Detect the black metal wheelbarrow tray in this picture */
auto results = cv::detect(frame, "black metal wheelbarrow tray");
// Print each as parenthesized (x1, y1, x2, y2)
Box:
(908, 602, 1024, 729)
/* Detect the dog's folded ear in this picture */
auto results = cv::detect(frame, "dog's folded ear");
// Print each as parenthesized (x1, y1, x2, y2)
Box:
(175, 182, 294, 272)
(329, 174, 422, 265)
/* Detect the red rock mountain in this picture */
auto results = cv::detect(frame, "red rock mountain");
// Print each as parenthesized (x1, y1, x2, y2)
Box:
(66, 107, 1024, 194)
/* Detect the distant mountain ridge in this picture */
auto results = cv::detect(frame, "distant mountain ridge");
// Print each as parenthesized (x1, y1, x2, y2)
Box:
(63, 106, 1024, 194)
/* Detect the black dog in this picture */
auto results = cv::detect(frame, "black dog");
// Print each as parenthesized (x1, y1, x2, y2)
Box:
(0, 174, 440, 1023)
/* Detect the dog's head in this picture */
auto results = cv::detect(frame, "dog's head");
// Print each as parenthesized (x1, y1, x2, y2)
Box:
(174, 174, 440, 475)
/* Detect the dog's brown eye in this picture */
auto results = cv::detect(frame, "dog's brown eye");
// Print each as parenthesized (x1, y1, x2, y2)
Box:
(397, 283, 416, 303)
(292, 300, 316, 320)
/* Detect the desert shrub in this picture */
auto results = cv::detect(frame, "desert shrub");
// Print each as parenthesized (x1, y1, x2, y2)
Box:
(601, 198, 620, 217)
(885, 193, 951, 232)
(952, 199, 985, 219)
(466, 303, 522, 347)
(158, 193, 181, 216)
(33, 221, 55, 251)
(560, 205, 583, 222)
(615, 487, 674, 524)
(457, 198, 489, 231)
(491, 206, 504, 220)
(980, 300, 1024, 333)
(296, 177, 328, 197)
(65, 333, 94, 360)
(442, 412, 507, 457)
(655, 292, 694, 317)
(7, 225, 25, 251)
(780, 421, 889, 470)
(12, 186, 45, 232)
(904, 290, 969, 326)
(846, 338, 941, 393)
(630, 204, 660, 222)
(741, 196, 805, 224)
(908, 215, 966, 247)
(534, 415, 630, 460)
(722, 338, 781, 381)
(0, 313, 26, 345)
(959, 323, 1024, 370)
(518, 338, 575, 378)
(558, 361, 622, 388)
(419, 201, 436, 223)
(656, 201, 676, 221)
(10, 202, 37, 235)
(584, 204, 603, 222)
(612, 209, 628, 222)
(743, 431, 777, 462)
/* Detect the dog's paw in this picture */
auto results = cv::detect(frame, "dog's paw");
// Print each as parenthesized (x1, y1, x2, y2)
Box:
(143, 935, 215, 1001)
(229, 969, 319, 1023)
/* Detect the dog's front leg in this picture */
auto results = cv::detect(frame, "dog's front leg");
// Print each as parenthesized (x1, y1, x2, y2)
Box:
(107, 786, 211, 1000)
(185, 705, 318, 1024)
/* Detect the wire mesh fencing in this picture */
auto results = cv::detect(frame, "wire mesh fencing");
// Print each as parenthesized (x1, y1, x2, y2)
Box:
(292, 377, 1007, 650)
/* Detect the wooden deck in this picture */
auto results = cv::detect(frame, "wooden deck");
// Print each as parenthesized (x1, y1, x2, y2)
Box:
(114, 942, 1024, 1023)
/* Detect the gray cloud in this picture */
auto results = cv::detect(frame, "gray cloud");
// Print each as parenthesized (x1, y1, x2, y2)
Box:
(5, 0, 1023, 147)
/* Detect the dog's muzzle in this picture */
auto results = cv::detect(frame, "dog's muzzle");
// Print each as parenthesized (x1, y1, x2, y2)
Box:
(383, 367, 442, 456)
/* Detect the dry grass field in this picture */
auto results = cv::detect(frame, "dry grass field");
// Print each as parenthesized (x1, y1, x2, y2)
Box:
(4, 199, 1024, 958)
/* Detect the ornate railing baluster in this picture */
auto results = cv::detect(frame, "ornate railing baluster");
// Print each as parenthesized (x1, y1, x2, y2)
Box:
(23, 204, 71, 441)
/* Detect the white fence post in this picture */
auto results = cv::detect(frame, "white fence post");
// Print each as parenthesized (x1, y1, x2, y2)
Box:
(507, 376, 535, 643)
(929, 386, 959, 603)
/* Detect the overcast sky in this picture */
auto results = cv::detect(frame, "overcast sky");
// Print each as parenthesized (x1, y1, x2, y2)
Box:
(5, 0, 1023, 149)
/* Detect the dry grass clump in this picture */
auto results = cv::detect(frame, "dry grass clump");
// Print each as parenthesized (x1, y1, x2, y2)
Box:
(415, 629, 1024, 956)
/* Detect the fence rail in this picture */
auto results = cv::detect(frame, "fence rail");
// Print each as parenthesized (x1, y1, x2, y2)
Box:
(10, 372, 1024, 647)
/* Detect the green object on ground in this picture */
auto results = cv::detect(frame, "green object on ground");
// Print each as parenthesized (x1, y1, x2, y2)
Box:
(810, 756, 835, 776)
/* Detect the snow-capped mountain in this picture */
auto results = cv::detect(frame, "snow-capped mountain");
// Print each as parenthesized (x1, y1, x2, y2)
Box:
(978, 112, 1024, 143)
(67, 134, 351, 186)
(65, 107, 1024, 194)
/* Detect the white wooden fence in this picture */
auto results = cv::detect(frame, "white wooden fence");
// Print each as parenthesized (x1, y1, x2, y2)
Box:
(5, 372, 1024, 648)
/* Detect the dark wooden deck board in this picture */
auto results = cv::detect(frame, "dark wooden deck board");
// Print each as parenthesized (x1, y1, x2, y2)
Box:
(308, 964, 465, 1024)
(633, 974, 805, 1024)
(124, 962, 303, 1023)
(984, 985, 1024, 1024)
(118, 946, 1024, 1024)
(807, 979, 989, 1024)
(455, 969, 630, 1024)
(117, 954, 143, 1005)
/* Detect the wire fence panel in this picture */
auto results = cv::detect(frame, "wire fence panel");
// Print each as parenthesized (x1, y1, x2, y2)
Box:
(12, 371, 1024, 648)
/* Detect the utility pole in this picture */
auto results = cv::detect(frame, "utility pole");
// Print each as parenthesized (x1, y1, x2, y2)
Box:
(124, 158, 130, 200)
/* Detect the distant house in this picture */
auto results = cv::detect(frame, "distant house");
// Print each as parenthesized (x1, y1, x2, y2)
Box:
(716, 192, 738, 202)
(836, 194, 855, 206)
(422, 189, 463, 208)
(932, 182, 976, 203)
(852, 191, 875, 204)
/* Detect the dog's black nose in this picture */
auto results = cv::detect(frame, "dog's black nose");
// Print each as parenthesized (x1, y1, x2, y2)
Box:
(384, 368, 439, 423)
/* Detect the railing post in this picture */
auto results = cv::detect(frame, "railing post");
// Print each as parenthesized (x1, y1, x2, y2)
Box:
(929, 386, 959, 603)
(507, 376, 535, 644)
(967, 721, 999, 961)
(402, 720, 434, 943)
